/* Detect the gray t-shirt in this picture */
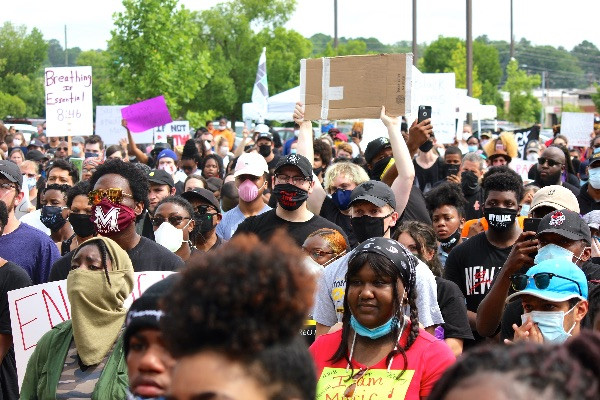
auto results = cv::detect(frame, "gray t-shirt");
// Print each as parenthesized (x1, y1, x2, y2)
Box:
(313, 250, 444, 328)
(216, 204, 271, 240)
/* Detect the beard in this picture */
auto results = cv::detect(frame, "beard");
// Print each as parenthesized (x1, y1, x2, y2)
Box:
(538, 169, 562, 186)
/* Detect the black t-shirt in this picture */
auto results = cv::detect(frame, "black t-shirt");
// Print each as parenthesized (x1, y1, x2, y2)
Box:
(48, 236, 184, 282)
(463, 186, 485, 221)
(320, 196, 357, 248)
(0, 262, 32, 400)
(234, 209, 348, 247)
(399, 185, 432, 225)
(577, 183, 600, 215)
(267, 154, 282, 173)
(413, 157, 445, 194)
(435, 276, 474, 341)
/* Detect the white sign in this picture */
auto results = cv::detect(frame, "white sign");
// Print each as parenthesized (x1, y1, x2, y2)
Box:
(9, 271, 175, 388)
(45, 66, 93, 137)
(561, 112, 595, 147)
(155, 121, 191, 146)
(510, 159, 536, 181)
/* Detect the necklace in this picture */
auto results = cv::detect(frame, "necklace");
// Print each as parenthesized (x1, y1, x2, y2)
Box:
(346, 317, 406, 372)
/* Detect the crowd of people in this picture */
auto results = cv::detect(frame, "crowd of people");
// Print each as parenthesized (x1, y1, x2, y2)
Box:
(0, 104, 599, 399)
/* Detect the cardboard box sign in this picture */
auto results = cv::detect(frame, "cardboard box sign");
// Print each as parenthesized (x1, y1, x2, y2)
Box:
(300, 53, 413, 120)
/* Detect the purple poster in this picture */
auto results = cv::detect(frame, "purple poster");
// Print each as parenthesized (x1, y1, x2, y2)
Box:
(120, 95, 173, 133)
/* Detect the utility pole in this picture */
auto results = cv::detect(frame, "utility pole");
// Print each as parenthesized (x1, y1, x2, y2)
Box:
(466, 0, 473, 124)
(540, 71, 546, 126)
(412, 0, 418, 65)
(64, 25, 68, 66)
(510, 0, 514, 59)
(333, 0, 338, 49)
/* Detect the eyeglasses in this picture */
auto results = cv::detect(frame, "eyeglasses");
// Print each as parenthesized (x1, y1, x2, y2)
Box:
(274, 174, 310, 185)
(151, 215, 190, 227)
(510, 272, 582, 296)
(0, 183, 17, 192)
(537, 157, 563, 168)
(303, 248, 334, 260)
(59, 147, 68, 151)
(88, 188, 134, 205)
(344, 368, 368, 398)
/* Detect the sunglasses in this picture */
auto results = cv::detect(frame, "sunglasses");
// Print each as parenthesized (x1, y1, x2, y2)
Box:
(59, 147, 68, 151)
(88, 188, 134, 205)
(344, 368, 368, 398)
(196, 205, 217, 215)
(151, 215, 190, 227)
(537, 157, 563, 168)
(510, 272, 582, 296)
(303, 248, 334, 260)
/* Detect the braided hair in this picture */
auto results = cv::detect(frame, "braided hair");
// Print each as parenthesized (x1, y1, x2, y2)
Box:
(71, 240, 114, 286)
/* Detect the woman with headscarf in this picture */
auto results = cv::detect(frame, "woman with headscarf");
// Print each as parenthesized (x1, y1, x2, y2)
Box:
(21, 236, 134, 399)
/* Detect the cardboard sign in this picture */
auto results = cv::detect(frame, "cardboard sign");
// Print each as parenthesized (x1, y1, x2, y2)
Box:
(561, 112, 595, 147)
(44, 66, 93, 137)
(301, 53, 413, 120)
(120, 95, 173, 133)
(9, 271, 175, 387)
(316, 367, 415, 400)
(510, 159, 536, 181)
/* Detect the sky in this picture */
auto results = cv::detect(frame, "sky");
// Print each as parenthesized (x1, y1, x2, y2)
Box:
(3, 0, 598, 51)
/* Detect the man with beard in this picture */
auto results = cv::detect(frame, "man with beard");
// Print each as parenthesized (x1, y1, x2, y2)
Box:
(446, 152, 485, 220)
(0, 161, 59, 283)
(233, 153, 347, 247)
(534, 146, 579, 196)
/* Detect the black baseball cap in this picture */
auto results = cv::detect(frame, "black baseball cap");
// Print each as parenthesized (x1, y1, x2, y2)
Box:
(181, 188, 221, 212)
(0, 160, 23, 187)
(147, 169, 175, 188)
(25, 149, 48, 162)
(274, 154, 313, 180)
(537, 209, 591, 243)
(256, 132, 273, 142)
(349, 180, 396, 210)
(28, 138, 44, 149)
(364, 137, 391, 164)
(587, 151, 600, 168)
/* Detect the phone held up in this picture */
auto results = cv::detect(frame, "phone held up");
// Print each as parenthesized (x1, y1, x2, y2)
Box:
(417, 105, 433, 153)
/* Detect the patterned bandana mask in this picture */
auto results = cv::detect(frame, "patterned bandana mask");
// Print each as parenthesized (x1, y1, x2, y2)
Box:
(91, 198, 136, 236)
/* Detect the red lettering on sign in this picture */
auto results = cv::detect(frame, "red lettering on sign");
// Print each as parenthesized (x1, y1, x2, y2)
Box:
(42, 288, 70, 328)
(14, 293, 38, 351)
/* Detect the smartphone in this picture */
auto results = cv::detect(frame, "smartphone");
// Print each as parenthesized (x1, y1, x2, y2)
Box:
(446, 164, 460, 176)
(418, 105, 432, 123)
(523, 217, 541, 233)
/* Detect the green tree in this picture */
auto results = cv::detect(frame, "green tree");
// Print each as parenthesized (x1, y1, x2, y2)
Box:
(0, 73, 44, 116)
(592, 84, 600, 112)
(445, 41, 482, 98)
(107, 0, 212, 116)
(319, 39, 369, 57)
(0, 22, 47, 76)
(503, 59, 541, 124)
(571, 40, 600, 85)
(0, 92, 27, 118)
(76, 50, 117, 106)
(421, 37, 461, 73)
(515, 41, 585, 88)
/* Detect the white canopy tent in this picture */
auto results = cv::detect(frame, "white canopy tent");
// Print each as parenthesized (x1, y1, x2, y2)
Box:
(242, 86, 299, 122)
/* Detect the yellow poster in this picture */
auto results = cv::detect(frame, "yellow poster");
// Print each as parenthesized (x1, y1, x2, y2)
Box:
(316, 367, 415, 400)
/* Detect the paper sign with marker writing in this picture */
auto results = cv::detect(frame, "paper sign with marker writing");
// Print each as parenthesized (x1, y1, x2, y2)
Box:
(9, 271, 175, 388)
(561, 112, 594, 147)
(509, 159, 536, 182)
(121, 95, 173, 133)
(44, 66, 93, 137)
(316, 367, 414, 400)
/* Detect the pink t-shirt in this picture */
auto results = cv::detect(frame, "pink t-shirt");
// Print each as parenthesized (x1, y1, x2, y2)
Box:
(309, 323, 455, 399)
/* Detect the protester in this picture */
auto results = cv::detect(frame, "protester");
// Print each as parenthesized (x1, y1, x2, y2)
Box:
(105, 144, 127, 161)
(448, 152, 486, 220)
(215, 117, 234, 150)
(528, 184, 579, 218)
(155, 149, 185, 193)
(48, 159, 183, 281)
(302, 228, 348, 266)
(578, 151, 600, 214)
(63, 181, 95, 254)
(219, 181, 238, 212)
(81, 157, 103, 182)
(16, 160, 40, 218)
(161, 233, 317, 400)
(216, 152, 271, 240)
(519, 183, 540, 217)
(21, 236, 134, 399)
(413, 136, 446, 193)
(8, 148, 24, 166)
(0, 201, 32, 400)
(0, 160, 59, 283)
(147, 169, 176, 216)
(183, 174, 207, 192)
(181, 188, 223, 252)
(71, 136, 84, 158)
(313, 139, 333, 183)
(84, 135, 104, 159)
(532, 145, 580, 196)
(200, 154, 224, 180)
(394, 221, 473, 355)
(255, 126, 282, 172)
(444, 166, 523, 345)
(40, 183, 74, 254)
(54, 140, 69, 159)
(483, 133, 518, 166)
(179, 139, 201, 177)
(310, 238, 454, 399)
(441, 146, 462, 181)
(152, 196, 195, 260)
(349, 121, 363, 157)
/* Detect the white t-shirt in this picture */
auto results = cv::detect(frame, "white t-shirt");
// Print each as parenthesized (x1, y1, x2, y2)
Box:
(313, 250, 444, 328)
(19, 208, 50, 235)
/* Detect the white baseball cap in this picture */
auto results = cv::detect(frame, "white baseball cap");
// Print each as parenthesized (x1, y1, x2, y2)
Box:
(234, 152, 269, 178)
(254, 124, 270, 134)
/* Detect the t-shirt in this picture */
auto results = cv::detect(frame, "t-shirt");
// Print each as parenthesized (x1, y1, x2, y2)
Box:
(463, 186, 484, 221)
(0, 223, 59, 284)
(48, 236, 184, 282)
(577, 183, 600, 215)
(266, 154, 282, 173)
(309, 325, 455, 399)
(0, 262, 32, 400)
(234, 209, 348, 247)
(435, 277, 473, 341)
(413, 157, 445, 194)
(399, 185, 432, 225)
(19, 208, 50, 235)
(216, 204, 271, 241)
(313, 251, 444, 329)
(319, 196, 357, 248)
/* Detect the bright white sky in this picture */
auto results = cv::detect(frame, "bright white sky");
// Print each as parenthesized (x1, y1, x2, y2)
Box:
(3, 0, 597, 51)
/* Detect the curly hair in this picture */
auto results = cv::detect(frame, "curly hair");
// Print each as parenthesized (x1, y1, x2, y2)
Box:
(424, 182, 467, 218)
(428, 339, 599, 399)
(89, 159, 149, 211)
(482, 166, 524, 203)
(323, 161, 369, 194)
(314, 139, 333, 167)
(306, 228, 349, 254)
(46, 159, 79, 185)
(181, 139, 201, 165)
(66, 181, 91, 208)
(393, 221, 443, 277)
(200, 154, 224, 179)
(331, 252, 419, 377)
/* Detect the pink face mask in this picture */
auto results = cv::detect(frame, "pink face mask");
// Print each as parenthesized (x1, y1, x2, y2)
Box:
(238, 179, 262, 202)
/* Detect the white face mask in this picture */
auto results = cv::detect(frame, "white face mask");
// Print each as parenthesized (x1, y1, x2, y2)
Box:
(158, 163, 177, 176)
(13, 138, 22, 147)
(527, 153, 538, 162)
(154, 221, 189, 252)
(219, 146, 229, 156)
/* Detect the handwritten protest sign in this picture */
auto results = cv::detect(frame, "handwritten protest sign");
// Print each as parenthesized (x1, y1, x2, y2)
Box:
(316, 367, 414, 400)
(561, 112, 594, 147)
(9, 271, 175, 387)
(155, 121, 191, 146)
(510, 159, 536, 182)
(120, 95, 173, 133)
(44, 66, 93, 137)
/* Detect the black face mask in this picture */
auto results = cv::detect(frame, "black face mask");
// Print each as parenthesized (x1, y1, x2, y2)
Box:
(69, 213, 96, 238)
(272, 183, 309, 211)
(40, 206, 67, 231)
(419, 140, 434, 153)
(484, 207, 518, 232)
(439, 228, 461, 252)
(351, 213, 392, 243)
(258, 144, 271, 158)
(195, 213, 215, 234)
(369, 156, 392, 181)
(313, 166, 324, 177)
(460, 170, 479, 196)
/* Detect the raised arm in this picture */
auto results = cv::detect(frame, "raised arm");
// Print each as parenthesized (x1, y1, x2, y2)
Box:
(233, 128, 252, 158)
(294, 102, 327, 215)
(122, 119, 148, 164)
(380, 106, 416, 216)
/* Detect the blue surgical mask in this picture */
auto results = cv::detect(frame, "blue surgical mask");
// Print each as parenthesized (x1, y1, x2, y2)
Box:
(331, 188, 352, 211)
(72, 146, 81, 156)
(350, 315, 399, 340)
(290, 149, 297, 154)
(467, 145, 478, 153)
(580, 179, 588, 187)
(588, 168, 600, 189)
(594, 147, 600, 154)
(520, 306, 577, 343)
(520, 203, 530, 217)
(534, 244, 577, 264)
(22, 175, 37, 191)
(85, 152, 99, 159)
